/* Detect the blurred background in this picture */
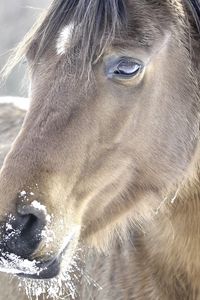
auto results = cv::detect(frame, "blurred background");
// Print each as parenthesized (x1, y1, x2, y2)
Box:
(0, 1, 50, 165)
(0, 0, 50, 97)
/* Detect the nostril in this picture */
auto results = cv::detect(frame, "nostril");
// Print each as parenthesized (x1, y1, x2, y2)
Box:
(17, 201, 47, 226)
(4, 204, 47, 259)
(19, 214, 42, 242)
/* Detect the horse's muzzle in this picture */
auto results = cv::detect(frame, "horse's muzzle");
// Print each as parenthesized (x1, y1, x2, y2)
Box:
(1, 202, 46, 259)
(19, 256, 61, 279)
(0, 203, 60, 279)
(0, 202, 78, 279)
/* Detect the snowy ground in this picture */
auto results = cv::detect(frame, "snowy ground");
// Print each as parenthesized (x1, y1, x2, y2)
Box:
(0, 97, 27, 166)
(0, 96, 29, 111)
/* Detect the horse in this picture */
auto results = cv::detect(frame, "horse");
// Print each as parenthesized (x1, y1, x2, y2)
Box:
(0, 0, 200, 299)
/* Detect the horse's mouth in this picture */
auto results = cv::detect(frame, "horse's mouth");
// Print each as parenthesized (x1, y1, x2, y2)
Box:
(0, 227, 79, 279)
(19, 256, 61, 279)
(0, 252, 62, 280)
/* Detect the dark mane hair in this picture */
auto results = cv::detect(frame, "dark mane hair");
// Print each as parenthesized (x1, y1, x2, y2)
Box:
(1, 0, 200, 78)
(35, 0, 127, 70)
(1, 0, 127, 78)
(187, 0, 200, 32)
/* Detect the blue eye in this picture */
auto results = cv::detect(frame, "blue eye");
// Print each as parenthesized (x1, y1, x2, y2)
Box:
(114, 60, 141, 76)
(106, 57, 144, 80)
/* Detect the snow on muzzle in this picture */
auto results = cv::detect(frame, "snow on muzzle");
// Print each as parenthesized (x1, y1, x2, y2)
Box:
(0, 216, 79, 279)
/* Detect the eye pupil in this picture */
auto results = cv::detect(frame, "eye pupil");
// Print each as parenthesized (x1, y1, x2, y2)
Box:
(114, 69, 121, 75)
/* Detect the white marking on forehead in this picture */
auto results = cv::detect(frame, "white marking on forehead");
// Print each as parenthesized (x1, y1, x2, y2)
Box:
(56, 23, 74, 55)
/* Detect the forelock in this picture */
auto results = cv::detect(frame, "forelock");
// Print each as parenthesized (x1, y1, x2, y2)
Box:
(34, 0, 127, 70)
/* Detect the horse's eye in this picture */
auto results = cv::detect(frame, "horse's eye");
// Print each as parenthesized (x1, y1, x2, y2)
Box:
(114, 60, 141, 76)
(106, 57, 144, 80)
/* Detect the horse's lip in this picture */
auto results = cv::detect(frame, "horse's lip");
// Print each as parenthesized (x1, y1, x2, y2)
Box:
(17, 229, 78, 279)
(2, 229, 79, 279)
(18, 256, 61, 279)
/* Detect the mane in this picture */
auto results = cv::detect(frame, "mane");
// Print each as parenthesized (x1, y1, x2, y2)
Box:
(1, 0, 200, 79)
(1, 0, 127, 78)
(187, 0, 200, 32)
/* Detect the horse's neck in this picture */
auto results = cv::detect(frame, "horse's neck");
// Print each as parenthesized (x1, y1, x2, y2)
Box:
(79, 235, 195, 300)
(80, 191, 200, 300)
(80, 239, 160, 300)
(146, 191, 200, 298)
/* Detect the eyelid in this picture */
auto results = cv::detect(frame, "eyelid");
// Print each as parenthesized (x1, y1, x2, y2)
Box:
(105, 56, 144, 80)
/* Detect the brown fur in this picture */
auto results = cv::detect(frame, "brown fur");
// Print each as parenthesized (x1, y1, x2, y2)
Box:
(0, 0, 200, 299)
